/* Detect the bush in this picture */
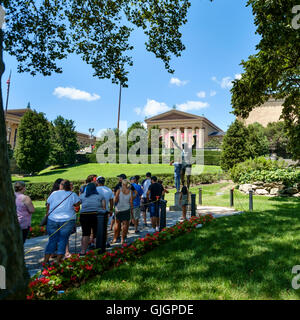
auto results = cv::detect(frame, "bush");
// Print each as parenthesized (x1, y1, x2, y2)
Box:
(220, 120, 250, 170)
(238, 168, 300, 186)
(23, 173, 223, 200)
(230, 157, 299, 186)
(86, 153, 97, 163)
(75, 154, 89, 164)
(230, 157, 288, 183)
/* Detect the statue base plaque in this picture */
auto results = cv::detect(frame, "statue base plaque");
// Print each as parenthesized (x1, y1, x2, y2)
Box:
(169, 192, 182, 211)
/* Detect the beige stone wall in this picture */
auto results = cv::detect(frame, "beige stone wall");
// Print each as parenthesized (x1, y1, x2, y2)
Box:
(239, 99, 284, 127)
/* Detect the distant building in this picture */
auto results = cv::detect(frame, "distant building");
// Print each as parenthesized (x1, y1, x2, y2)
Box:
(237, 98, 284, 127)
(145, 109, 224, 148)
(5, 108, 96, 149)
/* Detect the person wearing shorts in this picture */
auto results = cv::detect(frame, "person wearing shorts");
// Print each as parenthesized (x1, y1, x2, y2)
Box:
(113, 180, 134, 244)
(130, 176, 143, 233)
(79, 183, 106, 255)
(147, 176, 165, 233)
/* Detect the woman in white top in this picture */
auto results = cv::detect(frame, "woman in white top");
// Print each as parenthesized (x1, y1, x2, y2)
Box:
(44, 180, 80, 264)
(113, 180, 134, 245)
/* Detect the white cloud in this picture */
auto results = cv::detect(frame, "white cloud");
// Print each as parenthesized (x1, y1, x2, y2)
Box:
(53, 87, 100, 102)
(220, 77, 234, 89)
(196, 91, 206, 98)
(176, 101, 209, 112)
(136, 97, 209, 118)
(212, 74, 242, 90)
(170, 77, 188, 87)
(142, 99, 170, 117)
(210, 90, 217, 97)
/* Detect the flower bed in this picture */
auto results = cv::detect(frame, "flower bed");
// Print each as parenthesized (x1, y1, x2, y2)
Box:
(27, 214, 214, 300)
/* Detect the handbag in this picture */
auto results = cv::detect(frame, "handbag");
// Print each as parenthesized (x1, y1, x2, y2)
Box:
(40, 192, 74, 226)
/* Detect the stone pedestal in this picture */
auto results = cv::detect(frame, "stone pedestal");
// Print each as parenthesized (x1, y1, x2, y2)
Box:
(169, 192, 182, 211)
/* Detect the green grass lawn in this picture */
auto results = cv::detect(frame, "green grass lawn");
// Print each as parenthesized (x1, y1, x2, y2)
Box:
(59, 184, 300, 300)
(12, 163, 221, 183)
(31, 201, 46, 228)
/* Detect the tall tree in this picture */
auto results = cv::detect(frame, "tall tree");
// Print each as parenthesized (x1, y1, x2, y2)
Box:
(14, 110, 50, 174)
(0, 0, 192, 298)
(220, 120, 251, 170)
(49, 116, 79, 167)
(231, 0, 300, 160)
(265, 121, 291, 158)
(246, 122, 269, 158)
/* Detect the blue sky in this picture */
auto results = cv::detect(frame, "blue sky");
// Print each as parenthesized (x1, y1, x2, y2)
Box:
(3, 0, 259, 136)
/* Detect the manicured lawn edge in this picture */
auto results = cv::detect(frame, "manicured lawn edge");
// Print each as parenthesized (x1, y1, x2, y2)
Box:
(26, 214, 214, 300)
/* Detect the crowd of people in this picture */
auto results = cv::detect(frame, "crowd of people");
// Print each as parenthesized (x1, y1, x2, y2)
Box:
(14, 170, 190, 265)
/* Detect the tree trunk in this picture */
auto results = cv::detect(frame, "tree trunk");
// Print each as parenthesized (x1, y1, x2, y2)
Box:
(0, 29, 29, 300)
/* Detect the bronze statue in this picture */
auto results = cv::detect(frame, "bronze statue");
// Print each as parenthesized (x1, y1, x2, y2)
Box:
(171, 135, 197, 189)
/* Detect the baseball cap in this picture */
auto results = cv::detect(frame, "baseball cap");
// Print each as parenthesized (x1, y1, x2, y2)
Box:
(146, 172, 151, 177)
(130, 176, 136, 181)
(97, 176, 105, 184)
(117, 174, 127, 179)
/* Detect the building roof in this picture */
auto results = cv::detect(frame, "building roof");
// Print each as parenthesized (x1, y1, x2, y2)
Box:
(208, 131, 225, 137)
(5, 108, 29, 117)
(145, 109, 223, 133)
(5, 108, 93, 138)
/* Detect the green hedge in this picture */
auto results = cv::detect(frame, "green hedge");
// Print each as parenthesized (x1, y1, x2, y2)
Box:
(83, 150, 221, 165)
(238, 169, 300, 186)
(24, 173, 222, 200)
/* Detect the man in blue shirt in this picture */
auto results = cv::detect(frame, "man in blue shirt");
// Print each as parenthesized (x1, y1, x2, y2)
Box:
(130, 176, 144, 233)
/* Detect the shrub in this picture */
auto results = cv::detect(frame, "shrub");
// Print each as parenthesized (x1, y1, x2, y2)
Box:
(23, 173, 222, 200)
(75, 154, 89, 164)
(220, 120, 251, 170)
(86, 153, 97, 163)
(238, 168, 300, 186)
(230, 157, 288, 183)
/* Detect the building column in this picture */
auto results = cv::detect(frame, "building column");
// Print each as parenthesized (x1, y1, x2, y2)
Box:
(198, 127, 205, 149)
(184, 127, 188, 144)
(176, 127, 181, 146)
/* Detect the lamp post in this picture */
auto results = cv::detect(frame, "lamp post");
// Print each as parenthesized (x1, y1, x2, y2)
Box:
(88, 128, 94, 153)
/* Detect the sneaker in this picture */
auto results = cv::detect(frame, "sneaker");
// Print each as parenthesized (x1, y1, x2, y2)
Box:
(155, 227, 160, 232)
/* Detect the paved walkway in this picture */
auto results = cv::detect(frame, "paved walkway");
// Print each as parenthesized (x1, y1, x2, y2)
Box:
(24, 206, 243, 278)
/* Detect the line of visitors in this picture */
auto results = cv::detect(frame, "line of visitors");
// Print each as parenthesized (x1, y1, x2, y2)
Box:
(15, 170, 189, 265)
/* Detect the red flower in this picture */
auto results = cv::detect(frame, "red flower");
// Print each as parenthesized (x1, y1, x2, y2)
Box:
(26, 292, 34, 300)
(85, 265, 93, 270)
(42, 270, 50, 277)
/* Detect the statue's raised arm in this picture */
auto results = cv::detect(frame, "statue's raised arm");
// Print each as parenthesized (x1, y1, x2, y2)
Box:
(170, 136, 182, 151)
